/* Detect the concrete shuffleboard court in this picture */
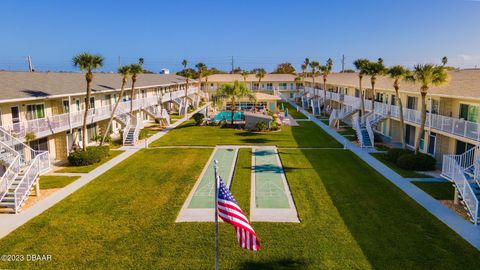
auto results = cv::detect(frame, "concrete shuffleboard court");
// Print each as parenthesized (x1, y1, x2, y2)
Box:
(250, 146, 299, 222)
(176, 146, 239, 222)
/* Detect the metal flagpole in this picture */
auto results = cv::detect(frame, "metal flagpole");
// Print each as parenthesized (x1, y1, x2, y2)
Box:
(214, 159, 219, 270)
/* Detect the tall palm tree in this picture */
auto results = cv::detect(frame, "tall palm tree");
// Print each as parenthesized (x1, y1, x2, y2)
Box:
(241, 70, 250, 87)
(181, 59, 190, 114)
(100, 65, 130, 146)
(365, 58, 387, 112)
(387, 65, 410, 149)
(129, 63, 143, 113)
(309, 61, 320, 93)
(196, 62, 206, 88)
(407, 64, 449, 154)
(442, 56, 448, 66)
(255, 70, 266, 91)
(72, 53, 104, 150)
(217, 80, 256, 125)
(353, 58, 369, 116)
(300, 63, 308, 95)
(303, 57, 310, 91)
(320, 58, 333, 115)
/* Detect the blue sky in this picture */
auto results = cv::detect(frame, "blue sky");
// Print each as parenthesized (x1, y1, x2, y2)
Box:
(0, 0, 479, 72)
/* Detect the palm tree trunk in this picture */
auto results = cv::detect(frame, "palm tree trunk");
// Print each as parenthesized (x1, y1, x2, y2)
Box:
(395, 87, 406, 149)
(323, 80, 327, 116)
(184, 80, 189, 115)
(100, 80, 126, 146)
(371, 79, 376, 112)
(359, 76, 365, 116)
(130, 78, 136, 113)
(415, 91, 427, 154)
(82, 75, 92, 151)
(231, 97, 235, 125)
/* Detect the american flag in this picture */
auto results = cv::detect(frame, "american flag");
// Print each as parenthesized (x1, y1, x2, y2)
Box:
(217, 176, 260, 251)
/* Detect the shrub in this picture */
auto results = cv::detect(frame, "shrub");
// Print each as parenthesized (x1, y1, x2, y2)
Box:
(255, 121, 268, 132)
(270, 120, 280, 131)
(192, 112, 205, 126)
(396, 152, 436, 171)
(68, 146, 110, 166)
(385, 148, 411, 163)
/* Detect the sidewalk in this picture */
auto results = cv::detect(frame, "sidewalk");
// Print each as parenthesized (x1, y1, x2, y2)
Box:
(286, 99, 480, 250)
(0, 103, 209, 240)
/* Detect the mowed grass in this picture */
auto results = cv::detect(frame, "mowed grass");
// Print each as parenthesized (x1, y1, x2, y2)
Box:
(56, 150, 125, 173)
(151, 120, 341, 148)
(0, 148, 478, 269)
(39, 175, 81, 189)
(370, 152, 432, 178)
(412, 181, 455, 200)
(279, 102, 307, 119)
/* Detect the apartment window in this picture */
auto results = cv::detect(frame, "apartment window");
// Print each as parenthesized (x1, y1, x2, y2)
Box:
(26, 104, 45, 120)
(104, 95, 111, 107)
(456, 140, 475, 155)
(63, 100, 70, 113)
(90, 97, 95, 109)
(431, 99, 439, 114)
(355, 89, 360, 98)
(428, 132, 437, 155)
(459, 104, 479, 122)
(75, 100, 81, 111)
(391, 95, 396, 105)
(29, 137, 48, 152)
(87, 124, 97, 142)
(407, 96, 417, 110)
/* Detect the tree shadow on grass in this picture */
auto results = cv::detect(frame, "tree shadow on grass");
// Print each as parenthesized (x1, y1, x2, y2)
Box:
(241, 138, 271, 144)
(239, 258, 308, 270)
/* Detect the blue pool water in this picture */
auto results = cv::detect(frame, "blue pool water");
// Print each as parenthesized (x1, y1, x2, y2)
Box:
(214, 111, 244, 121)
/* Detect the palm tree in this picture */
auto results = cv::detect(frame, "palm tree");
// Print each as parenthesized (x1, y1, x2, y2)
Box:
(181, 59, 190, 113)
(309, 61, 320, 93)
(196, 62, 206, 93)
(365, 58, 387, 112)
(407, 64, 449, 154)
(100, 65, 130, 146)
(321, 59, 333, 114)
(241, 70, 250, 87)
(255, 70, 266, 91)
(442, 56, 448, 66)
(72, 53, 104, 150)
(129, 63, 143, 113)
(217, 80, 256, 125)
(300, 63, 308, 95)
(387, 65, 410, 149)
(353, 58, 369, 116)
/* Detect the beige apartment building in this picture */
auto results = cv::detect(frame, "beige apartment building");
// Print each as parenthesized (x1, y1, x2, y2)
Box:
(0, 71, 200, 161)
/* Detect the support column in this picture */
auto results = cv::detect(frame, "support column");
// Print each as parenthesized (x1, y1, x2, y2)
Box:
(454, 187, 459, 205)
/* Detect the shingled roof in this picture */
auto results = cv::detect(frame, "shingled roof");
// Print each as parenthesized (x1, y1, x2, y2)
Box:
(0, 71, 193, 103)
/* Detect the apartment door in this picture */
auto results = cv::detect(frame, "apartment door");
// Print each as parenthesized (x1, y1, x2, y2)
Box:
(459, 104, 479, 122)
(455, 140, 475, 155)
(11, 106, 20, 132)
(29, 137, 48, 152)
(63, 100, 70, 113)
(405, 124, 415, 146)
(407, 96, 418, 110)
(428, 132, 436, 155)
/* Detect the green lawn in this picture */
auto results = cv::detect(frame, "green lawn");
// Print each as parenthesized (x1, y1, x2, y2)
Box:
(412, 181, 454, 200)
(151, 120, 341, 148)
(39, 175, 81, 189)
(370, 152, 432, 178)
(56, 150, 125, 173)
(1, 148, 478, 269)
(279, 102, 308, 119)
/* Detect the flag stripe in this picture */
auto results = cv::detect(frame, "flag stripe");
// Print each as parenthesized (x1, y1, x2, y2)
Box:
(216, 176, 260, 251)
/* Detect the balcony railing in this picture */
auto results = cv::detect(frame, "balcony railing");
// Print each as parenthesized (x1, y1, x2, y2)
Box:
(1, 88, 197, 141)
(303, 87, 480, 142)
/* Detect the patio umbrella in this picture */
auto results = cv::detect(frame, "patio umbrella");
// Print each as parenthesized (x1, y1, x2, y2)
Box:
(285, 108, 289, 118)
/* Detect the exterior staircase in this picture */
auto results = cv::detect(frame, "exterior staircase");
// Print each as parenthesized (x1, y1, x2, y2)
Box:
(310, 98, 324, 116)
(115, 106, 143, 146)
(0, 127, 50, 214)
(441, 145, 480, 224)
(352, 112, 374, 148)
(142, 106, 170, 126)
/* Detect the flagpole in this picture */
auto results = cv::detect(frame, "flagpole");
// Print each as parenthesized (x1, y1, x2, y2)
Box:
(214, 159, 219, 270)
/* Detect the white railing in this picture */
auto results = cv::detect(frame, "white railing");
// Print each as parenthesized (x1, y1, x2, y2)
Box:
(442, 154, 479, 224)
(13, 151, 50, 213)
(0, 89, 192, 141)
(475, 160, 480, 188)
(366, 120, 375, 147)
(352, 112, 364, 146)
(0, 142, 21, 202)
(300, 90, 480, 142)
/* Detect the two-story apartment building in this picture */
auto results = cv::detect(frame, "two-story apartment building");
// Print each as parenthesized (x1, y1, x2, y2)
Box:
(301, 69, 480, 161)
(0, 71, 199, 161)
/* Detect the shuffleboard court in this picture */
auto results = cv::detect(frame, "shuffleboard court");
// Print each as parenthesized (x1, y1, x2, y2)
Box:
(188, 147, 238, 208)
(251, 146, 299, 222)
(254, 148, 290, 208)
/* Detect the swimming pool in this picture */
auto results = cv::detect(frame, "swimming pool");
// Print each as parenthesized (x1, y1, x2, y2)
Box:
(213, 111, 244, 121)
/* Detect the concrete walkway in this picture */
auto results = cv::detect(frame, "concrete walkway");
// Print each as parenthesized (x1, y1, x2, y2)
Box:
(286, 99, 480, 250)
(0, 103, 209, 240)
